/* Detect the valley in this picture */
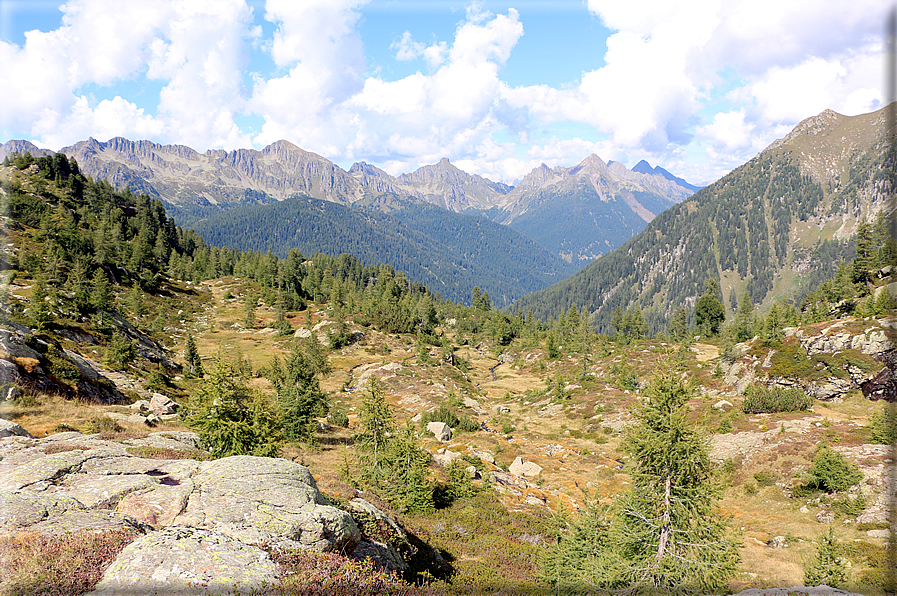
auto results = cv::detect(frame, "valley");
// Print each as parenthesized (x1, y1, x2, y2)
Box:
(0, 105, 895, 595)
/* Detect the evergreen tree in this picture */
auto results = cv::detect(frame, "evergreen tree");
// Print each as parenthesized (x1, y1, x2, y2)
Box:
(265, 341, 330, 443)
(184, 334, 204, 378)
(733, 291, 755, 342)
(244, 293, 257, 329)
(804, 527, 849, 588)
(611, 366, 740, 592)
(544, 364, 740, 593)
(184, 357, 281, 458)
(695, 278, 725, 336)
(668, 307, 689, 342)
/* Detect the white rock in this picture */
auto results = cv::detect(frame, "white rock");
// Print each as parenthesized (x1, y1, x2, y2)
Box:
(426, 421, 452, 442)
(509, 456, 542, 478)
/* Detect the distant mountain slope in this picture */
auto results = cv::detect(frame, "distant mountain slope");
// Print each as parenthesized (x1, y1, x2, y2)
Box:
(0, 136, 699, 274)
(487, 155, 693, 263)
(630, 160, 702, 192)
(191, 194, 576, 306)
(514, 106, 894, 331)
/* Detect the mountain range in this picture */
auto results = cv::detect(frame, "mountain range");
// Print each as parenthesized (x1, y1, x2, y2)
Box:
(515, 106, 895, 330)
(0, 138, 697, 264)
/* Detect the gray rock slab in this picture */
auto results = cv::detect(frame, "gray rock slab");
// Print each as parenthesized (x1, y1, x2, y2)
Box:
(0, 490, 85, 531)
(0, 418, 33, 438)
(124, 432, 202, 452)
(174, 456, 360, 552)
(117, 481, 196, 529)
(88, 526, 278, 596)
(27, 509, 149, 536)
(427, 421, 452, 442)
(52, 473, 161, 508)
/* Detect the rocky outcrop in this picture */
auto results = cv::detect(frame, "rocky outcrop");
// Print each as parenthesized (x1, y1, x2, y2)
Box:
(0, 431, 364, 593)
(721, 319, 895, 402)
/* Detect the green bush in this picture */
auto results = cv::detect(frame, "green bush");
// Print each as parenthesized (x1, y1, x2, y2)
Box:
(869, 408, 897, 445)
(103, 333, 137, 370)
(804, 444, 863, 493)
(741, 384, 813, 414)
(422, 403, 460, 428)
(327, 410, 349, 428)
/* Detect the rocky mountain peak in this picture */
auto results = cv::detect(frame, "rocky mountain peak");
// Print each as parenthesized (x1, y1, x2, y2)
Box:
(570, 153, 608, 175)
(764, 108, 846, 153)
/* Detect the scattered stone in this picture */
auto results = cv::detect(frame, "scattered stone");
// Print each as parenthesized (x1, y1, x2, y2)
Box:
(462, 396, 480, 409)
(294, 328, 312, 338)
(129, 400, 151, 412)
(768, 535, 786, 549)
(524, 495, 545, 507)
(427, 421, 452, 442)
(472, 449, 494, 464)
(816, 510, 835, 524)
(509, 456, 542, 478)
(713, 399, 734, 411)
(4, 385, 21, 402)
(865, 529, 890, 539)
(149, 393, 178, 415)
(493, 405, 511, 414)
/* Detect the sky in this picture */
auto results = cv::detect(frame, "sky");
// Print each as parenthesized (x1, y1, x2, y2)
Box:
(0, 0, 888, 185)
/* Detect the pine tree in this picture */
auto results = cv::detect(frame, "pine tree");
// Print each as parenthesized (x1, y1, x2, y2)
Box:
(184, 334, 203, 378)
(545, 364, 740, 593)
(184, 357, 281, 458)
(804, 527, 849, 588)
(611, 366, 740, 592)
(695, 278, 725, 336)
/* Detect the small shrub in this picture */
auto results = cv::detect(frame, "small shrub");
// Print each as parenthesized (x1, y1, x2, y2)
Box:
(327, 410, 350, 428)
(832, 495, 867, 517)
(456, 415, 480, 433)
(869, 408, 897, 445)
(717, 419, 733, 433)
(0, 528, 138, 595)
(803, 444, 863, 493)
(103, 333, 137, 370)
(741, 384, 813, 414)
(421, 403, 460, 428)
(125, 446, 212, 460)
(753, 470, 778, 487)
(804, 527, 849, 588)
(81, 416, 123, 435)
(501, 422, 516, 434)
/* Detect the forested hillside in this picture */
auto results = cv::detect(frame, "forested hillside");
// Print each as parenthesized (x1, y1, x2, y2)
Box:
(514, 107, 895, 333)
(191, 194, 576, 306)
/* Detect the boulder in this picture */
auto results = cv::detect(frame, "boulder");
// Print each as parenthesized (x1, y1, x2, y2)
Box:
(712, 399, 733, 411)
(148, 394, 177, 416)
(816, 510, 835, 524)
(0, 418, 33, 438)
(509, 456, 542, 478)
(172, 456, 360, 552)
(87, 526, 279, 596)
(0, 359, 19, 385)
(427, 421, 452, 442)
(767, 535, 786, 549)
(347, 498, 409, 572)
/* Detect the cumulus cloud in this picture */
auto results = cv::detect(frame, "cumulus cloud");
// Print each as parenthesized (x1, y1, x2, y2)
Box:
(0, 0, 257, 149)
(0, 0, 888, 184)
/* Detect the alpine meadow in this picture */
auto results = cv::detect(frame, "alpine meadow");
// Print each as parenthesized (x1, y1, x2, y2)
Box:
(0, 2, 895, 595)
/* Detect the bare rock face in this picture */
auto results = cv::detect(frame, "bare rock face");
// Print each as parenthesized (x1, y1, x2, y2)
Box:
(0, 431, 361, 594)
(87, 526, 280, 596)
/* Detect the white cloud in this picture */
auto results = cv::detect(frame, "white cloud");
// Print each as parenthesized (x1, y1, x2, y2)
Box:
(696, 109, 755, 153)
(33, 96, 164, 148)
(391, 31, 448, 68)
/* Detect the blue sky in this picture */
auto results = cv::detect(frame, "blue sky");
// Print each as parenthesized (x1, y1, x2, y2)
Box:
(0, 0, 887, 184)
